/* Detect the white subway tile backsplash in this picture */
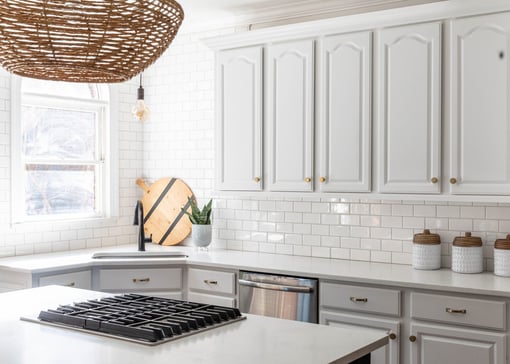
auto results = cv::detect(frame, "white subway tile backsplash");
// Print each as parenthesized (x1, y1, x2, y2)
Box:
(341, 237, 361, 249)
(321, 236, 340, 248)
(487, 207, 510, 220)
(460, 206, 485, 219)
(293, 245, 311, 257)
(312, 224, 329, 236)
(382, 216, 402, 228)
(351, 249, 370, 261)
(331, 203, 349, 214)
(413, 205, 436, 217)
(331, 247, 350, 260)
(371, 250, 392, 263)
(448, 219, 473, 231)
(312, 246, 331, 258)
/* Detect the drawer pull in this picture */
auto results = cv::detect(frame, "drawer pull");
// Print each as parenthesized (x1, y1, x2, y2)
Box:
(132, 278, 150, 283)
(204, 279, 218, 285)
(64, 282, 75, 287)
(388, 332, 397, 340)
(409, 335, 417, 343)
(446, 307, 467, 314)
(350, 297, 368, 303)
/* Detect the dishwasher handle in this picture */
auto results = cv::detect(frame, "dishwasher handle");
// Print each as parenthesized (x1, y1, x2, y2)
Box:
(239, 279, 314, 293)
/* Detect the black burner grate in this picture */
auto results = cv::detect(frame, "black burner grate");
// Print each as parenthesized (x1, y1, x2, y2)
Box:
(33, 294, 245, 345)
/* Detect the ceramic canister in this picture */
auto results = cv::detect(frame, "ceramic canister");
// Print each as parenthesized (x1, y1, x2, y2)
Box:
(451, 232, 483, 274)
(412, 229, 441, 270)
(494, 234, 510, 277)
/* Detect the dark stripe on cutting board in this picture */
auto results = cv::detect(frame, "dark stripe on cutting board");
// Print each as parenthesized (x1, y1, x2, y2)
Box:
(144, 178, 177, 224)
(159, 198, 193, 245)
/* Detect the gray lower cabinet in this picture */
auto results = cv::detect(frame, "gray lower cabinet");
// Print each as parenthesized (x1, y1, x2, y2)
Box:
(37, 270, 92, 289)
(94, 266, 183, 299)
(320, 281, 509, 364)
(321, 310, 400, 364)
(409, 291, 507, 364)
(186, 267, 237, 307)
(409, 323, 506, 364)
(320, 281, 401, 364)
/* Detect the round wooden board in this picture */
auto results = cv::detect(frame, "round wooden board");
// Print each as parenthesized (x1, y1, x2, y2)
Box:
(136, 177, 194, 246)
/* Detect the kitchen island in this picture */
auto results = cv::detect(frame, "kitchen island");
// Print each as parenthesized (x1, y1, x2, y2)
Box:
(0, 285, 388, 364)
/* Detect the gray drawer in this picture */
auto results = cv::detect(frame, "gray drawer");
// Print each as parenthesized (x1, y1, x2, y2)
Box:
(321, 282, 401, 316)
(411, 292, 506, 330)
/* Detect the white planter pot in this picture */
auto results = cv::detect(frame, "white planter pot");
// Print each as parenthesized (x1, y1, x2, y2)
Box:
(192, 224, 212, 248)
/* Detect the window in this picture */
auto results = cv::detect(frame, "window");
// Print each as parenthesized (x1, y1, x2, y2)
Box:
(12, 77, 117, 222)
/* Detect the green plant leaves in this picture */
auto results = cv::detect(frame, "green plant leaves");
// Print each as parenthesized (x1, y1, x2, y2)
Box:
(181, 196, 212, 225)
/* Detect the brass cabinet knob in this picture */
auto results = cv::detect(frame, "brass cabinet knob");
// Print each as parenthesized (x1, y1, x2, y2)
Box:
(389, 333, 397, 340)
(254, 177, 261, 183)
(409, 335, 417, 343)
(431, 177, 438, 184)
(304, 177, 311, 183)
(449, 177, 457, 184)
(319, 177, 326, 183)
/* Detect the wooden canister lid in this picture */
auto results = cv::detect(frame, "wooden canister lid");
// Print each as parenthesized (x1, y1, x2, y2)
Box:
(494, 234, 510, 250)
(452, 232, 482, 247)
(413, 229, 441, 245)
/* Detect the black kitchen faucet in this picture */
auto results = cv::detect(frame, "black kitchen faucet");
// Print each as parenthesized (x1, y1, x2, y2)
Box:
(133, 200, 152, 251)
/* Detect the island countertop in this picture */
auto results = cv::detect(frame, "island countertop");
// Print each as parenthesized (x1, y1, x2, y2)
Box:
(1, 286, 388, 364)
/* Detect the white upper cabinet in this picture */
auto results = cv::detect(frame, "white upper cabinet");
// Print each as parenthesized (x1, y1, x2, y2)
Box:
(267, 39, 314, 192)
(318, 31, 372, 192)
(448, 12, 510, 195)
(216, 46, 263, 191)
(377, 22, 442, 194)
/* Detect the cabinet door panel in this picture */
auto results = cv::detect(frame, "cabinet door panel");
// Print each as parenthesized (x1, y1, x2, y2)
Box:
(321, 310, 399, 364)
(217, 46, 263, 190)
(378, 22, 441, 193)
(268, 39, 314, 191)
(319, 31, 371, 192)
(449, 12, 510, 194)
(410, 323, 506, 364)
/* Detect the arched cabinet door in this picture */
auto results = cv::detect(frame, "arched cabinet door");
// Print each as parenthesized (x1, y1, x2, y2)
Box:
(267, 39, 314, 192)
(216, 46, 263, 191)
(449, 12, 510, 195)
(377, 22, 442, 194)
(319, 31, 372, 193)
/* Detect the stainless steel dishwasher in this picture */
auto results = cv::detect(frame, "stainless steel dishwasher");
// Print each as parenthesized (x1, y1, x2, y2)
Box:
(238, 271, 318, 323)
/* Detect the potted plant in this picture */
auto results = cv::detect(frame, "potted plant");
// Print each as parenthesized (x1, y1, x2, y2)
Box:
(182, 197, 213, 249)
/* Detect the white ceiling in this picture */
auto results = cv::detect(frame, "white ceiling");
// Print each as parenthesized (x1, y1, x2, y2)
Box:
(177, 0, 444, 31)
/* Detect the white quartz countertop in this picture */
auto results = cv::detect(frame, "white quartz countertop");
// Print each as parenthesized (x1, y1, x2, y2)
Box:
(1, 244, 510, 297)
(1, 286, 388, 364)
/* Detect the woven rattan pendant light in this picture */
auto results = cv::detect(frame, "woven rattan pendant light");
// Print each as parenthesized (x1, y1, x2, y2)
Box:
(0, 0, 184, 83)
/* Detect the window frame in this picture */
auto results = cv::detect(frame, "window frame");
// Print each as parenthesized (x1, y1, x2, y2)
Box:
(11, 76, 119, 224)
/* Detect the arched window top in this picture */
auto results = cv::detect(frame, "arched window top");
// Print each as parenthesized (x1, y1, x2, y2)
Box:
(21, 78, 109, 101)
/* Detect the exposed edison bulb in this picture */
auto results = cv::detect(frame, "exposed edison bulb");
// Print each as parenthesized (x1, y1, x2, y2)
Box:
(132, 75, 150, 122)
(132, 98, 150, 122)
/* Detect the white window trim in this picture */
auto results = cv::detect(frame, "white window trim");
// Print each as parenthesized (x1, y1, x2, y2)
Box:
(10, 75, 119, 225)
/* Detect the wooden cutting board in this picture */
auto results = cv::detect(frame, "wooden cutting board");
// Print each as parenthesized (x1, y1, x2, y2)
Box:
(136, 177, 194, 246)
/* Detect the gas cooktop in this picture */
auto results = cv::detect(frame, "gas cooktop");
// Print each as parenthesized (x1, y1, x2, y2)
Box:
(21, 293, 245, 345)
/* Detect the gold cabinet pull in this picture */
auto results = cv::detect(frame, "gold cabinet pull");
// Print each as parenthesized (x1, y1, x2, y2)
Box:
(409, 335, 417, 342)
(304, 177, 311, 183)
(446, 307, 467, 314)
(350, 297, 368, 303)
(449, 177, 457, 184)
(319, 177, 326, 183)
(431, 177, 438, 184)
(388, 333, 397, 340)
(132, 277, 150, 283)
(254, 177, 261, 183)
(64, 282, 75, 287)
(204, 279, 218, 285)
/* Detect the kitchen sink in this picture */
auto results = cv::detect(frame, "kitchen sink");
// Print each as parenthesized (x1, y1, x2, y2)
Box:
(91, 251, 188, 259)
